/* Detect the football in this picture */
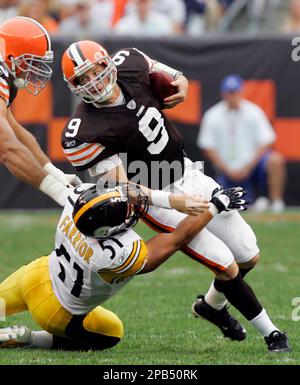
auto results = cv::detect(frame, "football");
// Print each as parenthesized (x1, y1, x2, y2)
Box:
(149, 71, 177, 107)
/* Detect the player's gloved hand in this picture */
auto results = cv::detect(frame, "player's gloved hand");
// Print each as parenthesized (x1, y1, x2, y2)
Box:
(62, 174, 83, 187)
(210, 187, 248, 214)
(44, 162, 83, 187)
(39, 175, 74, 207)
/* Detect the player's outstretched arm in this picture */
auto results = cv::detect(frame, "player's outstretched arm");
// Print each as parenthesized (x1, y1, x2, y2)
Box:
(0, 100, 71, 206)
(97, 162, 210, 214)
(7, 109, 82, 188)
(141, 211, 213, 274)
(140, 187, 248, 273)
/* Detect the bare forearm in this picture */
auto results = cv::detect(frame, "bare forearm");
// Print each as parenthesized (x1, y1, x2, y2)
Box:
(17, 129, 49, 166)
(172, 210, 213, 248)
(0, 140, 47, 187)
(8, 109, 50, 166)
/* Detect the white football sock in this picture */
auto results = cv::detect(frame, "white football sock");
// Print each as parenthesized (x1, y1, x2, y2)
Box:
(30, 331, 53, 349)
(204, 281, 228, 310)
(250, 308, 280, 337)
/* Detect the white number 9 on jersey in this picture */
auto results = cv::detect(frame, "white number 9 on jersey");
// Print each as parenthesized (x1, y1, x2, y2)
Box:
(66, 118, 82, 138)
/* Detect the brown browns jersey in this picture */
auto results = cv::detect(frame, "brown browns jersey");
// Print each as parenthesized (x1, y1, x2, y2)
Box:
(0, 62, 18, 107)
(62, 48, 185, 189)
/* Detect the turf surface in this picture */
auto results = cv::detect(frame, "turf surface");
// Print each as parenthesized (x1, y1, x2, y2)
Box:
(0, 210, 299, 365)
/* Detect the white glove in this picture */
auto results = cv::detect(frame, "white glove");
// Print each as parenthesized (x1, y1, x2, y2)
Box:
(44, 162, 83, 187)
(39, 174, 73, 207)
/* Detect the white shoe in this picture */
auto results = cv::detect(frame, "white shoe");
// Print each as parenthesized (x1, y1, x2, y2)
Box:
(0, 325, 31, 348)
(251, 196, 270, 213)
(270, 200, 285, 214)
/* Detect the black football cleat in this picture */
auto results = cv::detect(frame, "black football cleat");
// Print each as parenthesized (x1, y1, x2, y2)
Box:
(192, 295, 246, 341)
(264, 330, 291, 353)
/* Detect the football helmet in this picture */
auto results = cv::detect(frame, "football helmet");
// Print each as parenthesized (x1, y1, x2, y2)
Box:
(0, 16, 53, 95)
(61, 40, 117, 104)
(72, 183, 148, 239)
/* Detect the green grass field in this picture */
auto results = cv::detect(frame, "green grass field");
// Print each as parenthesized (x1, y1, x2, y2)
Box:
(0, 210, 299, 365)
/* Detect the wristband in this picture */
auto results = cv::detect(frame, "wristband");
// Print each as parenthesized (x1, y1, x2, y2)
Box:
(151, 190, 171, 209)
(208, 202, 219, 217)
(152, 62, 183, 80)
(39, 174, 70, 207)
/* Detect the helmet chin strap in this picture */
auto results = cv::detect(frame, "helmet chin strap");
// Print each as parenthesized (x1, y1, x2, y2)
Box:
(6, 57, 26, 89)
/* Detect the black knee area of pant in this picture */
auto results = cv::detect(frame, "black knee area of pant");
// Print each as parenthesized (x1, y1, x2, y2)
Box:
(240, 266, 253, 278)
(53, 315, 121, 351)
(214, 272, 262, 321)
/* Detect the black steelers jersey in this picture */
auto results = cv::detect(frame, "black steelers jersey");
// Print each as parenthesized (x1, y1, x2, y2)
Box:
(0, 62, 18, 107)
(62, 48, 185, 189)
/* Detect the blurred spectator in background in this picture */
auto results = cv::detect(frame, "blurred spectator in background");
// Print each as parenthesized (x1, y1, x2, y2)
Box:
(91, 0, 128, 30)
(0, 0, 18, 24)
(124, 0, 185, 35)
(184, 0, 207, 35)
(183, 0, 221, 35)
(151, 0, 186, 34)
(114, 0, 173, 37)
(18, 0, 59, 34)
(59, 0, 107, 38)
(197, 74, 286, 213)
(57, 0, 78, 21)
(281, 0, 300, 33)
(218, 0, 235, 13)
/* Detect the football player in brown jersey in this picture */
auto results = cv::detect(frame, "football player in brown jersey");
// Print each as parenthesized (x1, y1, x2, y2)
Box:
(60, 41, 290, 352)
(0, 17, 80, 207)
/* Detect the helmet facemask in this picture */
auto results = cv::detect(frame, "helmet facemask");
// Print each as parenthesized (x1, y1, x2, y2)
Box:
(67, 55, 117, 105)
(10, 50, 53, 95)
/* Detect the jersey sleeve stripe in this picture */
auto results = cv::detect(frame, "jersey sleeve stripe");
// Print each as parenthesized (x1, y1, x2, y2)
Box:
(65, 144, 103, 161)
(64, 143, 98, 156)
(0, 89, 9, 98)
(109, 241, 139, 273)
(115, 240, 148, 278)
(0, 84, 9, 96)
(66, 146, 105, 167)
(0, 90, 9, 105)
(0, 77, 9, 87)
(0, 82, 9, 91)
(115, 241, 142, 274)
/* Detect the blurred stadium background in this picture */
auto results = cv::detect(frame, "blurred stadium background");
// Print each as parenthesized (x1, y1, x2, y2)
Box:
(1, 0, 300, 365)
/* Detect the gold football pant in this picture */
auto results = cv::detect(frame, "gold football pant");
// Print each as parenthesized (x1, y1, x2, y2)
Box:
(0, 256, 123, 350)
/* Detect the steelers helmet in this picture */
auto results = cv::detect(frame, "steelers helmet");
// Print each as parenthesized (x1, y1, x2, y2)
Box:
(72, 183, 147, 239)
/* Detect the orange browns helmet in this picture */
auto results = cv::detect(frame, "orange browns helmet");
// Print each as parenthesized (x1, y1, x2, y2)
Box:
(62, 40, 117, 104)
(0, 16, 53, 95)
